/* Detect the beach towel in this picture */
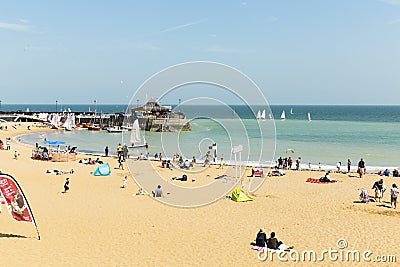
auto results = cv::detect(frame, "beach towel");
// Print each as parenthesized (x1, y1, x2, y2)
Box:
(93, 163, 111, 176)
(252, 245, 290, 252)
(306, 178, 337, 184)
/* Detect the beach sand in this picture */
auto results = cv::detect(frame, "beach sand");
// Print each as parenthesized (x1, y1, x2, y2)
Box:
(0, 122, 399, 266)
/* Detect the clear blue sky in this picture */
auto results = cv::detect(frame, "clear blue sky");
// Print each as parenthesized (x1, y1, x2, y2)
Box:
(1, 0, 399, 104)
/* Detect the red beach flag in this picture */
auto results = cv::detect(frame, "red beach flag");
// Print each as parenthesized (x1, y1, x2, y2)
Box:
(0, 174, 34, 223)
(0, 173, 40, 239)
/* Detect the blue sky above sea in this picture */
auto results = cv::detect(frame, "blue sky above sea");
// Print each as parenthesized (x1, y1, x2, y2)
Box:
(1, 0, 400, 105)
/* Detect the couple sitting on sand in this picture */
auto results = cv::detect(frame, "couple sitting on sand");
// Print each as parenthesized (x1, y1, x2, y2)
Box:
(319, 171, 335, 182)
(253, 229, 294, 251)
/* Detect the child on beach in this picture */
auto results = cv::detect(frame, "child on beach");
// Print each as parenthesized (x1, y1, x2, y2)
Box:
(14, 150, 19, 159)
(63, 178, 70, 193)
(121, 176, 128, 188)
(390, 184, 399, 209)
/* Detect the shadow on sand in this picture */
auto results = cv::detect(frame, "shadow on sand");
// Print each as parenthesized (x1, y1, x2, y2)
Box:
(0, 232, 28, 239)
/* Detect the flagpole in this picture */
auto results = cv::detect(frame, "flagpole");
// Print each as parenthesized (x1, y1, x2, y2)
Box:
(14, 179, 41, 240)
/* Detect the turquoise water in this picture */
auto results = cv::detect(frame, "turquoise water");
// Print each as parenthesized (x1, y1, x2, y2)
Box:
(15, 105, 400, 169)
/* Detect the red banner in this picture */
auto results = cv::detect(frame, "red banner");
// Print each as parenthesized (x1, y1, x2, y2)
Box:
(0, 174, 34, 224)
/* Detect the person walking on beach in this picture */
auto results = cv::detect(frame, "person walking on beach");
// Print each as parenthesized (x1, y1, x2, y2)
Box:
(358, 158, 366, 178)
(347, 159, 352, 173)
(117, 144, 123, 156)
(118, 154, 124, 170)
(336, 162, 341, 173)
(14, 150, 19, 160)
(63, 178, 70, 193)
(390, 184, 399, 209)
(296, 157, 301, 171)
(122, 144, 128, 160)
(6, 138, 11, 150)
(287, 157, 292, 169)
(105, 146, 109, 157)
(372, 178, 385, 202)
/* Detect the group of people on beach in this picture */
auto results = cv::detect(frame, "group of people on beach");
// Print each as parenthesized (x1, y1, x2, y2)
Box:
(253, 229, 293, 251)
(359, 178, 399, 209)
(276, 156, 300, 170)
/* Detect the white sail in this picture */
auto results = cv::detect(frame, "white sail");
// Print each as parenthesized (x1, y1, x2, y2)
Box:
(269, 113, 273, 120)
(261, 110, 266, 120)
(62, 114, 72, 131)
(280, 110, 286, 120)
(290, 108, 293, 114)
(51, 113, 59, 128)
(70, 114, 76, 128)
(308, 112, 311, 121)
(256, 110, 261, 119)
(130, 119, 141, 144)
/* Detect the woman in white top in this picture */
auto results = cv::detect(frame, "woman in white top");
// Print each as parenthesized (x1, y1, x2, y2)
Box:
(390, 184, 399, 209)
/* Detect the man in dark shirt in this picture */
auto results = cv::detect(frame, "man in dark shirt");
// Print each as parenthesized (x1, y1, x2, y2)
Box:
(358, 158, 366, 178)
(255, 229, 267, 247)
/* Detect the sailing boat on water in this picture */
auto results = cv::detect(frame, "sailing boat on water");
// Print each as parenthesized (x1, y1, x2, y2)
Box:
(281, 110, 286, 120)
(256, 110, 262, 120)
(129, 119, 148, 149)
(62, 114, 74, 131)
(307, 112, 312, 121)
(290, 108, 293, 115)
(260, 109, 266, 120)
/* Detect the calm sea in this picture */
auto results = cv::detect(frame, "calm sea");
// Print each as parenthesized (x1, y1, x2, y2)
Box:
(11, 104, 400, 170)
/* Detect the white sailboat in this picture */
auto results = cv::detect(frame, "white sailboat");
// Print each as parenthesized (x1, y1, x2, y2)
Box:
(260, 109, 266, 120)
(308, 112, 311, 121)
(268, 113, 273, 120)
(62, 113, 76, 131)
(290, 108, 293, 114)
(129, 119, 147, 148)
(280, 110, 286, 120)
(256, 110, 261, 120)
(62, 116, 72, 131)
(50, 113, 60, 128)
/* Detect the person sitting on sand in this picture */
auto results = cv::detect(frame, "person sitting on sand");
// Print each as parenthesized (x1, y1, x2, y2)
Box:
(319, 171, 333, 182)
(255, 228, 267, 247)
(390, 184, 399, 209)
(359, 189, 370, 203)
(152, 185, 165, 198)
(183, 160, 190, 169)
(267, 232, 294, 251)
(372, 178, 386, 202)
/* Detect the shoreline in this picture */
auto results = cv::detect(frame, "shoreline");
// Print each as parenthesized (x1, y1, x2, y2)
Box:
(15, 129, 400, 174)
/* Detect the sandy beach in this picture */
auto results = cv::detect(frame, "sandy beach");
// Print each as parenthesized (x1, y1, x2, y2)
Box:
(1, 122, 399, 266)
